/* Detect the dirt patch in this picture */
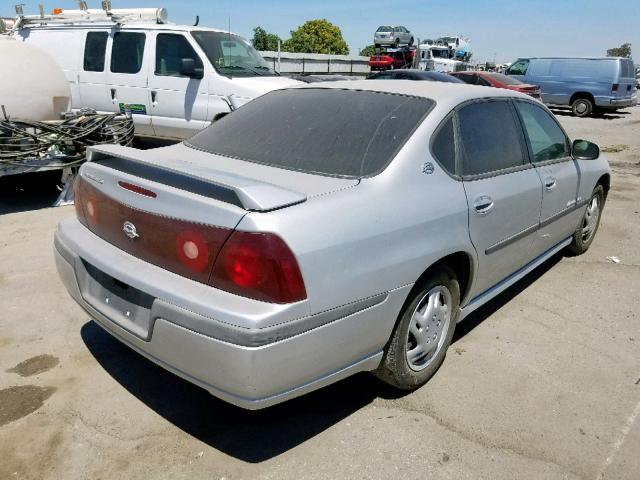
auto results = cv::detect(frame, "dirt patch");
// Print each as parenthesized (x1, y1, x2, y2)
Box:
(7, 354, 59, 377)
(601, 144, 630, 153)
(0, 385, 56, 427)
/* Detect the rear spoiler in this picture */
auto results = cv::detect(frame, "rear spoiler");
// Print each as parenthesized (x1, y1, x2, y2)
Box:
(86, 145, 307, 212)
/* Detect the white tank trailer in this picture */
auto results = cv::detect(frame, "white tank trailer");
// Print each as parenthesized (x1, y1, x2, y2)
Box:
(0, 38, 71, 121)
(0, 37, 134, 206)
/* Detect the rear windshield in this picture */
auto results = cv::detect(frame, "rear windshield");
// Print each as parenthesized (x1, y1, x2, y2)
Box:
(487, 72, 523, 85)
(377, 26, 393, 32)
(186, 88, 434, 178)
(620, 59, 635, 79)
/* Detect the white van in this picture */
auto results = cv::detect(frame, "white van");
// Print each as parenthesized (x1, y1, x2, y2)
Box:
(13, 7, 300, 140)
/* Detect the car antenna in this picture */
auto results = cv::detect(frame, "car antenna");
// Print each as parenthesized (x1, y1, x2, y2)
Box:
(193, 15, 199, 26)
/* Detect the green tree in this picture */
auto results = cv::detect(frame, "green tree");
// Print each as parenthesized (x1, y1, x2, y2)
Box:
(282, 19, 349, 55)
(252, 26, 281, 52)
(606, 43, 632, 58)
(359, 45, 377, 56)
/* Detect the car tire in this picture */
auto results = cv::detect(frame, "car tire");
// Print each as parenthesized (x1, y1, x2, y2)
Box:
(571, 97, 594, 117)
(566, 185, 605, 255)
(395, 38, 400, 48)
(374, 266, 460, 390)
(409, 37, 414, 46)
(374, 43, 380, 48)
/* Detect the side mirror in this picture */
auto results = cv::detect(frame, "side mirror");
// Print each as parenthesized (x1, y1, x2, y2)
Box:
(180, 58, 204, 79)
(572, 139, 600, 160)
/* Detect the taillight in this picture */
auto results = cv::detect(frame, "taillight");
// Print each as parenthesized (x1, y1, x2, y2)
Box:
(209, 231, 307, 304)
(72, 175, 306, 304)
(612, 83, 619, 94)
(73, 176, 85, 223)
(74, 175, 98, 226)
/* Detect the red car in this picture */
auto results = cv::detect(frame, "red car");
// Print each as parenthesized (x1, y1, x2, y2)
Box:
(369, 49, 415, 71)
(450, 71, 541, 98)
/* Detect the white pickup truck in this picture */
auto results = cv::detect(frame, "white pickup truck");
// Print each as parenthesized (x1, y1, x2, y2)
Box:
(11, 6, 300, 140)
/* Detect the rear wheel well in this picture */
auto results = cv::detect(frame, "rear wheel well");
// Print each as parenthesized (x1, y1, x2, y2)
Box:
(415, 252, 472, 305)
(569, 92, 595, 105)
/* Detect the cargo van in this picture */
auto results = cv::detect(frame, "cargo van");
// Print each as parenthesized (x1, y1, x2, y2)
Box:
(11, 7, 300, 139)
(505, 57, 637, 117)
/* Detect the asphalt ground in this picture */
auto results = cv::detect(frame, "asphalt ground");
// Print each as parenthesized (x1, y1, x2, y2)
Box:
(0, 106, 638, 480)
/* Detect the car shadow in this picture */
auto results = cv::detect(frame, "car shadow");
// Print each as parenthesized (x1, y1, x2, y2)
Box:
(0, 171, 63, 215)
(549, 107, 630, 120)
(80, 252, 565, 462)
(453, 252, 563, 342)
(80, 320, 403, 462)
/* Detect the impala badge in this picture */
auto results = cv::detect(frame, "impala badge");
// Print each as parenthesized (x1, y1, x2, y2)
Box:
(123, 221, 139, 240)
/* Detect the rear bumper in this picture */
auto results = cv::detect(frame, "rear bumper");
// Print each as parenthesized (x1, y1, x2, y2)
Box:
(608, 96, 637, 107)
(54, 218, 410, 409)
(595, 96, 637, 108)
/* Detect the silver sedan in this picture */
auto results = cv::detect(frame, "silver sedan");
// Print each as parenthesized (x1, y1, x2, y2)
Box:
(374, 25, 414, 47)
(55, 81, 610, 409)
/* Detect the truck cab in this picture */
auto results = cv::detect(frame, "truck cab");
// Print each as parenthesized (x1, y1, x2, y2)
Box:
(13, 7, 300, 140)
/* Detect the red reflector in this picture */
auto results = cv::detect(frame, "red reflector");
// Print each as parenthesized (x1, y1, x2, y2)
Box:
(118, 181, 157, 198)
(612, 83, 619, 93)
(210, 231, 307, 304)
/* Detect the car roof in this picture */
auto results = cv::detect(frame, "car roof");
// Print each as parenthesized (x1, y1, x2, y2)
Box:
(293, 79, 531, 109)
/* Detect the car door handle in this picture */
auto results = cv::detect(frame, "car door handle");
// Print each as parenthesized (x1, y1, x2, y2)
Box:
(544, 177, 557, 191)
(151, 90, 157, 105)
(473, 195, 494, 215)
(110, 88, 117, 101)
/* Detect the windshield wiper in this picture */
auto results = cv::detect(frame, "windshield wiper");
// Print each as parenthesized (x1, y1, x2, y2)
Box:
(219, 64, 277, 77)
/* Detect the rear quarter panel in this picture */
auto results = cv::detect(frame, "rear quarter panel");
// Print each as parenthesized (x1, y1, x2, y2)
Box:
(236, 108, 475, 317)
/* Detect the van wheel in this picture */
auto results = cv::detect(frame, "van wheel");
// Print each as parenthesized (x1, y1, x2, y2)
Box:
(566, 185, 604, 255)
(572, 97, 594, 117)
(374, 266, 459, 390)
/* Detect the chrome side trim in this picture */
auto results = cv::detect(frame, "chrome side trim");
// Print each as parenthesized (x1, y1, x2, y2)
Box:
(485, 197, 589, 255)
(539, 198, 589, 228)
(485, 223, 539, 255)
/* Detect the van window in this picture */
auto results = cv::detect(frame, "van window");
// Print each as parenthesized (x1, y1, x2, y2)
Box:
(458, 101, 526, 176)
(187, 89, 434, 178)
(155, 33, 203, 77)
(431, 116, 456, 175)
(111, 32, 146, 74)
(507, 59, 529, 76)
(83, 32, 108, 72)
(515, 101, 569, 162)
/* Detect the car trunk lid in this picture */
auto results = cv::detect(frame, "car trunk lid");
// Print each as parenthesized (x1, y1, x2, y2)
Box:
(74, 143, 358, 283)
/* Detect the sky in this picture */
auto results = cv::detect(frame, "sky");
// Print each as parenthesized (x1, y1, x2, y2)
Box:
(3, 0, 639, 63)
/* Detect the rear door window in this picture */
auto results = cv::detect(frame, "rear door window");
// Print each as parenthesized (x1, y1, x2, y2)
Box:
(111, 32, 146, 74)
(431, 116, 456, 175)
(187, 89, 434, 178)
(515, 101, 570, 162)
(84, 31, 108, 72)
(155, 33, 203, 76)
(458, 100, 526, 176)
